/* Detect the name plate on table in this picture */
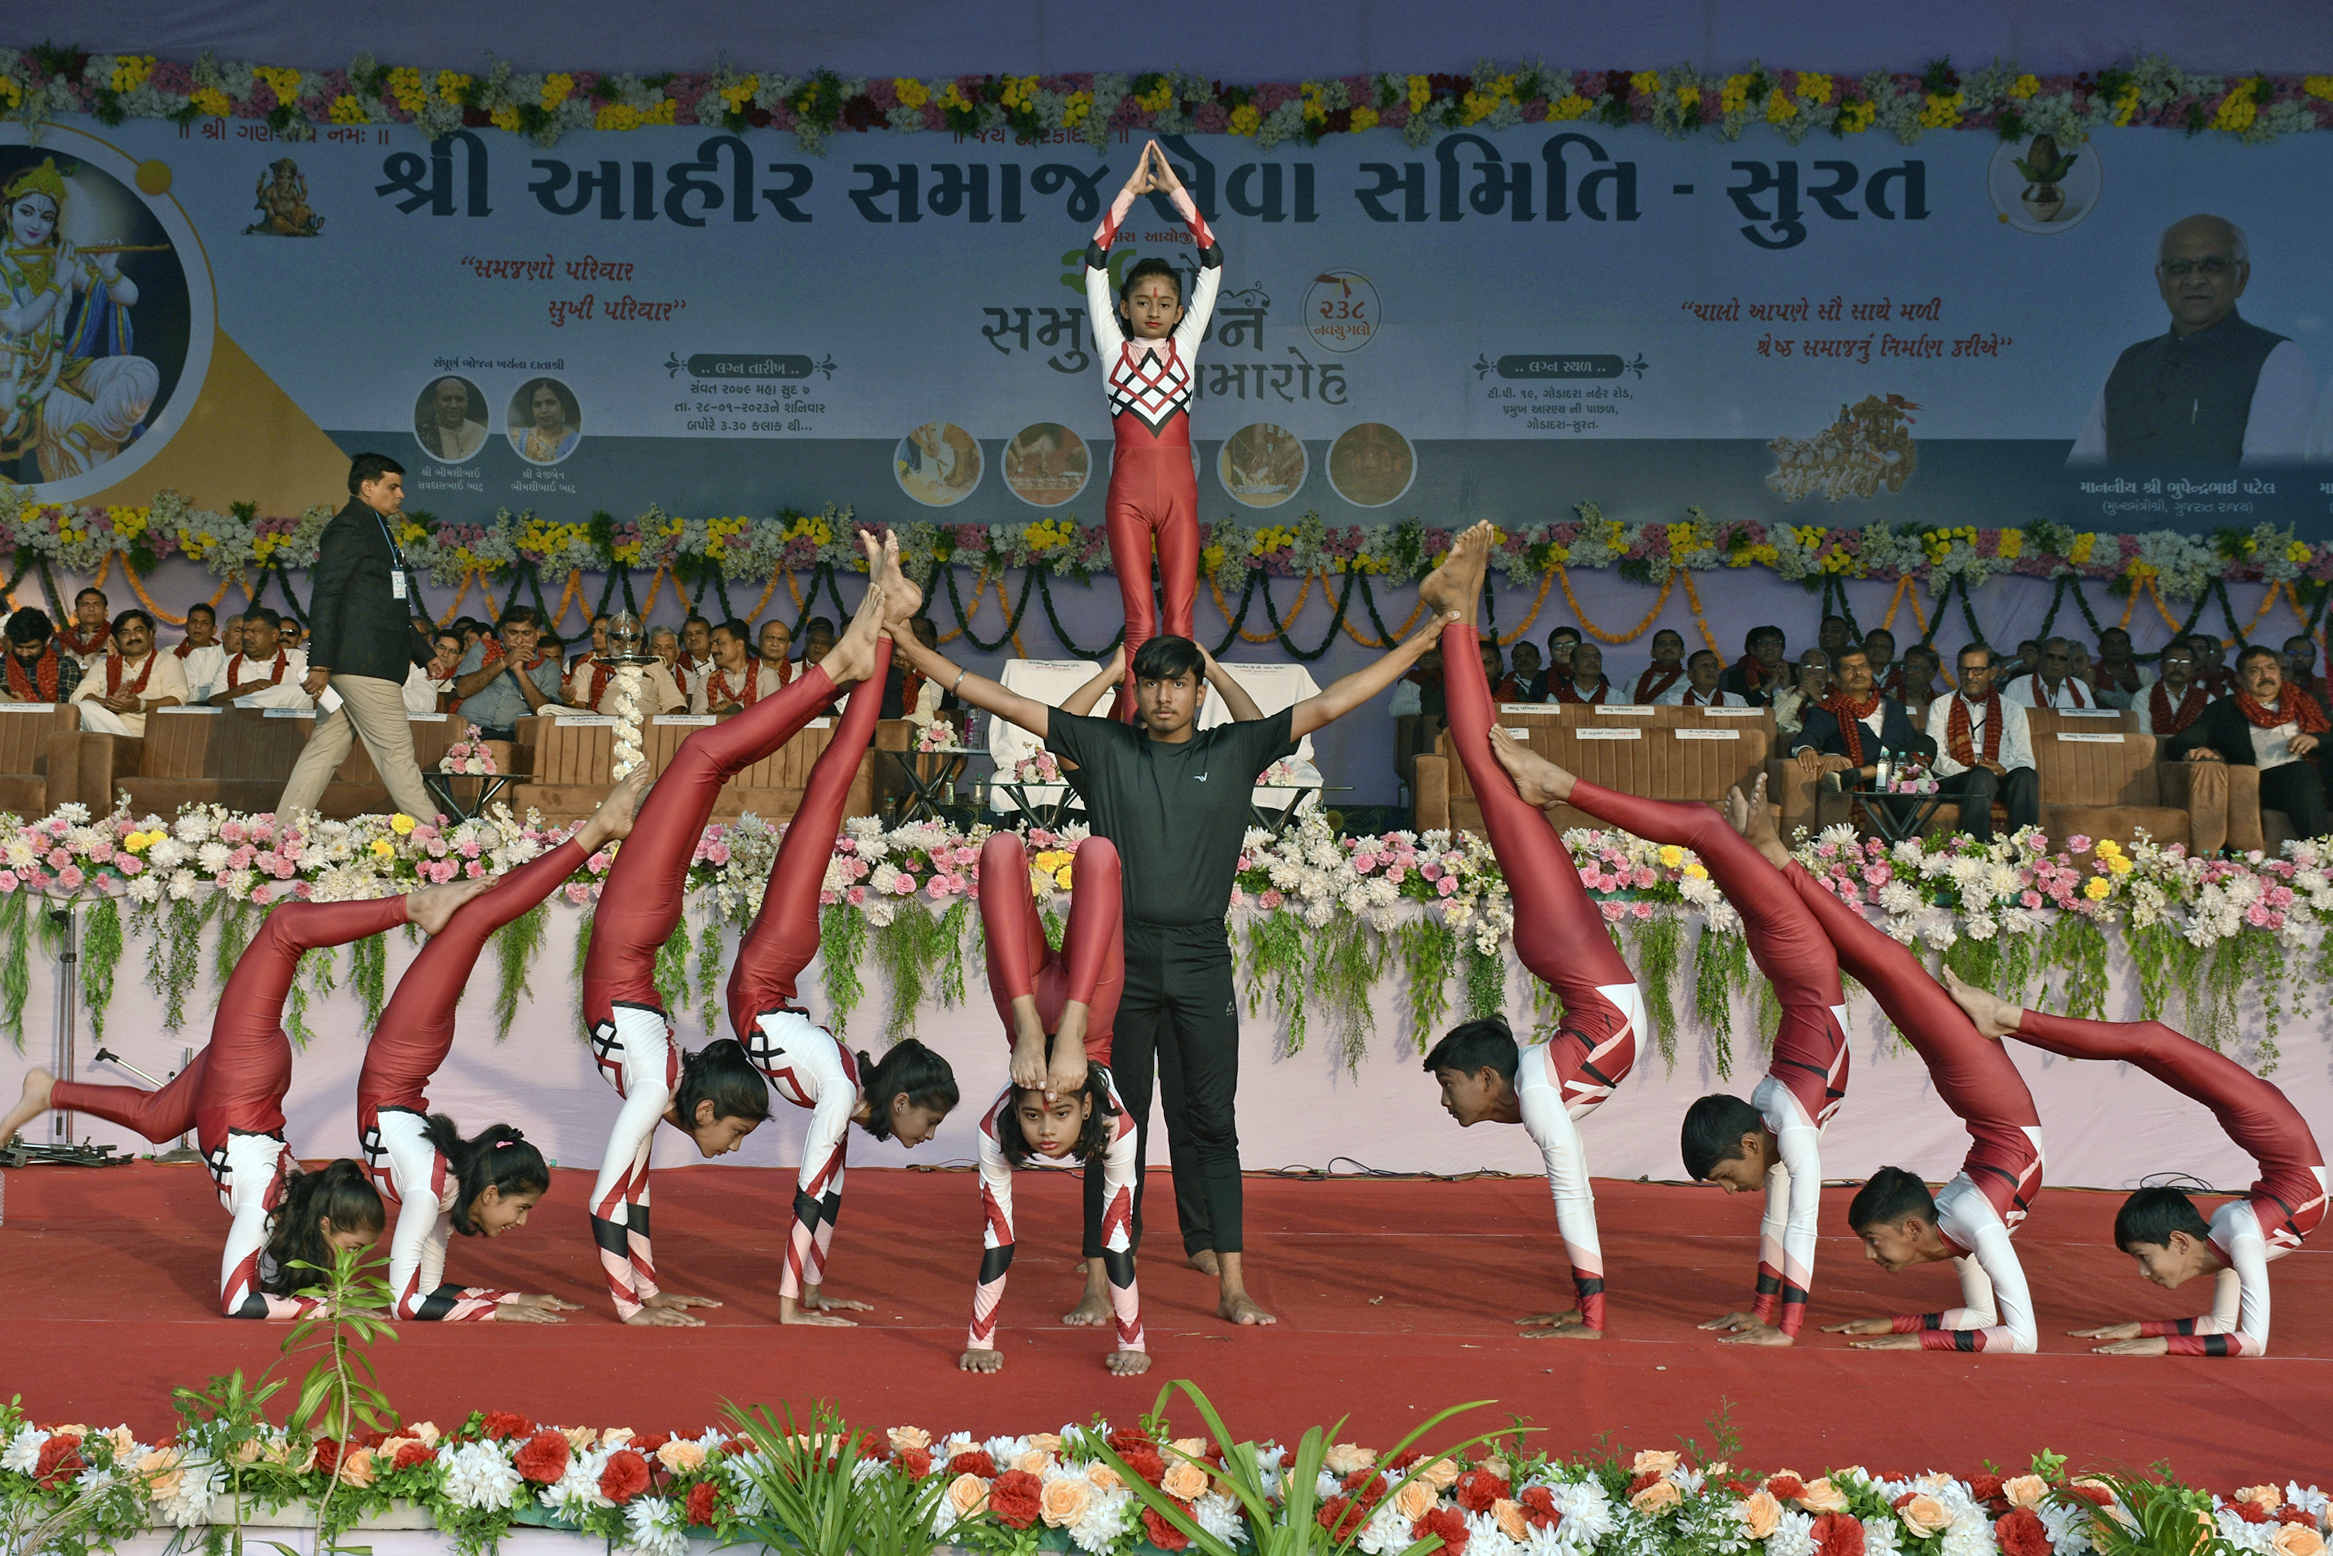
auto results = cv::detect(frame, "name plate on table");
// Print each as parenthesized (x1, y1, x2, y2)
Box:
(1499, 704, 1555, 716)
(262, 708, 316, 720)
(1697, 706, 1766, 717)
(1673, 728, 1742, 741)
(2058, 708, 2123, 718)
(0, 702, 61, 711)
(653, 715, 715, 726)
(2058, 732, 2127, 744)
(1574, 728, 1642, 741)
(554, 714, 617, 726)
(1593, 704, 1656, 716)
(806, 717, 832, 729)
(159, 706, 221, 715)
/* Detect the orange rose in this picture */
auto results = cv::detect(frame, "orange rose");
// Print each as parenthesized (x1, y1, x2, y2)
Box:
(1418, 1458, 1462, 1491)
(1742, 1491, 1783, 1539)
(1494, 1499, 1530, 1542)
(1087, 1464, 1124, 1492)
(1323, 1443, 1376, 1476)
(1016, 1450, 1054, 1476)
(1029, 1433, 1064, 1458)
(1798, 1478, 1849, 1513)
(2003, 1476, 2048, 1509)
(657, 1440, 707, 1474)
(947, 1474, 990, 1517)
(1041, 1476, 1094, 1528)
(2272, 1527, 2327, 1556)
(561, 1427, 598, 1452)
(137, 1447, 184, 1502)
(1896, 1495, 1949, 1538)
(1162, 1460, 1211, 1501)
(1481, 1456, 1512, 1481)
(232, 1439, 264, 1465)
(337, 1447, 377, 1489)
(889, 1427, 933, 1453)
(1171, 1437, 1209, 1459)
(1633, 1450, 1683, 1477)
(1631, 1481, 1684, 1515)
(1393, 1481, 1438, 1521)
(2240, 1489, 2285, 1513)
(600, 1429, 636, 1448)
(409, 1423, 442, 1446)
(103, 1427, 137, 1458)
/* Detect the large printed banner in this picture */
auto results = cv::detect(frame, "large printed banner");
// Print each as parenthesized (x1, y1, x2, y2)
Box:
(9, 117, 2333, 534)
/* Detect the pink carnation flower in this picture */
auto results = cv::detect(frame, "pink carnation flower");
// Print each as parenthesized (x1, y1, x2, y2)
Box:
(45, 847, 69, 869)
(0, 871, 15, 892)
(58, 865, 84, 891)
(1436, 876, 1458, 897)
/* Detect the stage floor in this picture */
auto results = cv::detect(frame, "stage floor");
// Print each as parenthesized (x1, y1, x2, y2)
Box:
(4, 1164, 2325, 1483)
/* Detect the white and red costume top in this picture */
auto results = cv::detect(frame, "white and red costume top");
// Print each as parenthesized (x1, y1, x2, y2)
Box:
(1086, 185, 1221, 450)
(739, 1007, 862, 1303)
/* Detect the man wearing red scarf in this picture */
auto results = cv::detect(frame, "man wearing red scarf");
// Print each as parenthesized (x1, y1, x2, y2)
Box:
(1720, 625, 1788, 707)
(691, 619, 782, 715)
(1924, 646, 2039, 843)
(2135, 643, 2213, 740)
(1630, 629, 1687, 705)
(204, 607, 310, 708)
(1, 607, 83, 704)
(2167, 645, 2329, 838)
(69, 610, 189, 736)
(450, 606, 565, 740)
(1550, 641, 1616, 705)
(2003, 639, 2094, 711)
(1790, 646, 1933, 799)
(54, 587, 111, 663)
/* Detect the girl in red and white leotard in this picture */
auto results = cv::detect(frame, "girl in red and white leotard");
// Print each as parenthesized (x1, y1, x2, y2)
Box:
(580, 554, 893, 1323)
(358, 782, 637, 1322)
(1773, 859, 2045, 1353)
(2, 893, 466, 1317)
(961, 830, 1144, 1373)
(723, 633, 961, 1326)
(1087, 141, 1221, 720)
(1994, 1008, 2326, 1356)
(1433, 600, 1647, 1334)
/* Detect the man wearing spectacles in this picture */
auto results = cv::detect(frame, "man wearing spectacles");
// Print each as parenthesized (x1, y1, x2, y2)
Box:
(2068, 214, 2314, 468)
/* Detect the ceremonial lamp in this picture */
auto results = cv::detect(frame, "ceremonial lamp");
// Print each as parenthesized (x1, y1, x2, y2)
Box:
(600, 611, 659, 779)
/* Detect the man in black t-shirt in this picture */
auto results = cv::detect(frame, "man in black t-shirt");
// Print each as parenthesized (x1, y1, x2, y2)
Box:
(876, 539, 1456, 1327)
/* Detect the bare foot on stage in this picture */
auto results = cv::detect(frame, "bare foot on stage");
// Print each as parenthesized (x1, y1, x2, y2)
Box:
(577, 767, 651, 853)
(1727, 775, 1791, 869)
(1187, 1248, 1221, 1276)
(873, 532, 924, 631)
(0, 1068, 55, 1144)
(1062, 1260, 1114, 1327)
(1943, 967, 2021, 1040)
(1417, 521, 1493, 624)
(820, 563, 888, 690)
(1489, 726, 1576, 807)
(405, 877, 496, 936)
(1217, 1252, 1276, 1326)
(1516, 1310, 1603, 1341)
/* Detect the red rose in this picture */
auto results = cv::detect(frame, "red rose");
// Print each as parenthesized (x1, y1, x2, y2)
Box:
(897, 1446, 933, 1479)
(313, 1440, 345, 1477)
(480, 1412, 534, 1442)
(392, 1442, 437, 1472)
(634, 1433, 670, 1455)
(685, 1481, 721, 1528)
(33, 1435, 85, 1489)
(1143, 1502, 1193, 1552)
(1996, 1507, 2052, 1556)
(1414, 1507, 1471, 1555)
(1968, 1475, 2005, 1507)
(990, 1470, 1044, 1529)
(1456, 1469, 1512, 1512)
(1768, 1475, 1809, 1501)
(2228, 1501, 2269, 1526)
(1520, 1487, 1561, 1531)
(1628, 1471, 1662, 1495)
(2069, 1484, 2114, 1509)
(1392, 1449, 1428, 1470)
(513, 1431, 571, 1485)
(2279, 1509, 2319, 1528)
(1811, 1510, 1866, 1556)
(599, 1448, 652, 1504)
(1318, 1496, 1367, 1540)
(1107, 1431, 1167, 1484)
(948, 1449, 998, 1479)
(1344, 1469, 1390, 1509)
(1724, 1476, 1758, 1498)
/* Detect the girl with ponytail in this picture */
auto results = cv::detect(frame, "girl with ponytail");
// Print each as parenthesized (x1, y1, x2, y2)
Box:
(260, 1159, 385, 1300)
(356, 773, 644, 1322)
(725, 539, 961, 1326)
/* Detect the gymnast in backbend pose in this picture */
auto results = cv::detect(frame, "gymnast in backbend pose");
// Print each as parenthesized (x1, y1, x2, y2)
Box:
(1410, 524, 1648, 1340)
(1721, 780, 2045, 1353)
(1490, 730, 1851, 1346)
(1947, 976, 2328, 1357)
(1088, 140, 1222, 720)
(0, 879, 490, 1318)
(581, 535, 898, 1326)
(723, 545, 960, 1329)
(958, 828, 1145, 1373)
(357, 772, 645, 1323)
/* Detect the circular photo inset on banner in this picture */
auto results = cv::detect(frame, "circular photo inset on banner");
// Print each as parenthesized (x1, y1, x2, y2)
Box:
(896, 421, 983, 506)
(1304, 270, 1379, 354)
(1003, 422, 1090, 507)
(1327, 422, 1416, 508)
(1987, 132, 2101, 234)
(507, 377, 583, 464)
(0, 126, 212, 501)
(1219, 423, 1307, 507)
(414, 375, 490, 464)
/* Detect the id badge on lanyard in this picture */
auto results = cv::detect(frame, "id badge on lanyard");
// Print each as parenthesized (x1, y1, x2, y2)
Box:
(377, 512, 410, 600)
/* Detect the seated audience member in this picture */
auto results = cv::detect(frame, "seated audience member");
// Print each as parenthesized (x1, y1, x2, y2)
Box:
(405, 630, 464, 715)
(1818, 614, 1854, 659)
(1998, 639, 2041, 682)
(451, 606, 566, 740)
(1478, 638, 1507, 700)
(2135, 642, 2212, 739)
(800, 615, 838, 667)
(568, 634, 684, 717)
(57, 587, 111, 663)
(2092, 627, 2150, 708)
(2, 607, 83, 703)
(882, 616, 948, 723)
(2067, 641, 2097, 695)
(757, 619, 798, 684)
(278, 619, 304, 654)
(1631, 628, 1688, 704)
(456, 617, 489, 655)
(1770, 650, 1830, 739)
(675, 612, 714, 684)
(2189, 633, 2236, 698)
(1657, 648, 1746, 707)
(691, 619, 783, 715)
(1552, 640, 1617, 704)
(1501, 640, 1546, 704)
(2003, 637, 2095, 710)
(1722, 625, 1789, 705)
(648, 625, 683, 681)
(2281, 634, 2330, 713)
(1862, 628, 1900, 698)
(69, 609, 187, 736)
(1896, 643, 1946, 726)
(218, 613, 245, 658)
(1544, 626, 1581, 697)
(2166, 643, 2330, 839)
(1927, 645, 2039, 843)
(174, 603, 226, 704)
(208, 607, 311, 708)
(569, 613, 611, 674)
(1793, 645, 1934, 794)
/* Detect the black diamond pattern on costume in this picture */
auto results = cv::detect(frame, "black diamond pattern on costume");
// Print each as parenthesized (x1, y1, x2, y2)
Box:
(1107, 344, 1191, 433)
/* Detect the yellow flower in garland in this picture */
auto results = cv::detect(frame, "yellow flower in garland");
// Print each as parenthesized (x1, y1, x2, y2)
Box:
(0, 78, 20, 109)
(2307, 76, 2333, 104)
(1675, 83, 1702, 111)
(1658, 844, 1686, 869)
(1406, 74, 1432, 112)
(642, 97, 676, 126)
(1683, 861, 1709, 880)
(1795, 73, 1834, 104)
(1719, 75, 1754, 114)
(782, 512, 834, 547)
(2009, 74, 2041, 99)
(1227, 102, 1262, 136)
(1062, 90, 1094, 126)
(390, 813, 417, 836)
(370, 838, 396, 859)
(2289, 541, 2314, 567)
(1997, 530, 2023, 560)
(1547, 93, 1595, 120)
(937, 81, 976, 115)
(1301, 82, 1330, 123)
(541, 72, 576, 110)
(109, 55, 156, 93)
(490, 105, 522, 132)
(891, 77, 927, 109)
(328, 94, 368, 125)
(2110, 84, 2141, 126)
(1836, 98, 1876, 132)
(1134, 77, 1175, 113)
(999, 75, 1041, 111)
(1033, 848, 1075, 890)
(2083, 876, 2113, 901)
(106, 505, 149, 539)
(1349, 105, 1379, 132)
(1024, 518, 1073, 554)
(436, 70, 473, 101)
(2069, 532, 2097, 564)
(253, 66, 303, 101)
(1201, 542, 1227, 574)
(1766, 92, 1798, 123)
(1919, 91, 1965, 129)
(1629, 70, 1662, 99)
(386, 66, 427, 113)
(2211, 85, 2261, 134)
(596, 101, 641, 131)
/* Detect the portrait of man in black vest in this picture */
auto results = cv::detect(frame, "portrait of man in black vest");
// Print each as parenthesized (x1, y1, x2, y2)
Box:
(2067, 213, 2314, 468)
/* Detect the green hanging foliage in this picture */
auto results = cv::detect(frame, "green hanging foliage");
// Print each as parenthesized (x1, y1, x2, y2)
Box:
(492, 904, 551, 1042)
(2042, 913, 2111, 1019)
(1941, 932, 2002, 994)
(817, 903, 868, 1038)
(571, 907, 595, 1038)
(1690, 925, 1750, 1082)
(1310, 918, 1385, 1073)
(284, 944, 340, 1049)
(213, 899, 256, 1009)
(1461, 937, 1504, 1023)
(652, 918, 691, 1016)
(1040, 905, 1065, 953)
(2125, 920, 2190, 1022)
(0, 890, 29, 1050)
(143, 892, 219, 1034)
(2195, 929, 2282, 1071)
(1391, 918, 1456, 1049)
(695, 917, 726, 1039)
(80, 897, 124, 1042)
(873, 904, 966, 1042)
(1628, 916, 1683, 1070)
(350, 932, 389, 1031)
(930, 898, 971, 1010)
(1241, 913, 1309, 1049)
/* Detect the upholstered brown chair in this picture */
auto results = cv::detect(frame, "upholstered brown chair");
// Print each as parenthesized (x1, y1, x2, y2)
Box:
(502, 710, 877, 825)
(2013, 708, 2221, 853)
(0, 704, 82, 816)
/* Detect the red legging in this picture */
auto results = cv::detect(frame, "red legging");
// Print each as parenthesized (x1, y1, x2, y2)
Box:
(56, 898, 412, 1151)
(1106, 432, 1199, 721)
(1440, 622, 1636, 1042)
(979, 832, 1123, 1064)
(726, 642, 892, 1033)
(359, 838, 588, 1125)
(582, 664, 842, 1029)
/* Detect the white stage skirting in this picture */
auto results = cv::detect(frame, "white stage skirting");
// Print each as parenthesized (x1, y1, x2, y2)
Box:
(2, 905, 2316, 1195)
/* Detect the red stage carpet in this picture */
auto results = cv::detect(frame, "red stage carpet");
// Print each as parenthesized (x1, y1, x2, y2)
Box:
(4, 1163, 2325, 1482)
